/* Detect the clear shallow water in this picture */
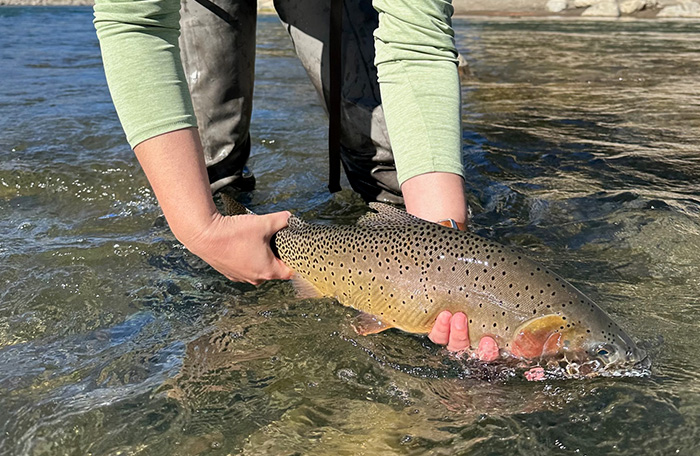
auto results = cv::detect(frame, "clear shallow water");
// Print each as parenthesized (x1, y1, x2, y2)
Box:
(1, 7, 699, 455)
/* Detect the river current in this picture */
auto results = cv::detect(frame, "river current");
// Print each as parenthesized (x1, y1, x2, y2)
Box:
(1, 7, 699, 455)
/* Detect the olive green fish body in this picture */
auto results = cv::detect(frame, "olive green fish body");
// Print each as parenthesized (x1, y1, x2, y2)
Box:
(224, 197, 646, 369)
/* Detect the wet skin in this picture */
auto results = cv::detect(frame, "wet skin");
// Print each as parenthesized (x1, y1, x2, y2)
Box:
(428, 311, 500, 360)
(428, 311, 546, 381)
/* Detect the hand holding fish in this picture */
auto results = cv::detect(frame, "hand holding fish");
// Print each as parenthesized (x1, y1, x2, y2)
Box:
(404, 174, 499, 357)
(132, 128, 293, 284)
(132, 129, 646, 378)
(186, 212, 294, 285)
(428, 311, 546, 380)
(428, 310, 500, 360)
(222, 196, 647, 377)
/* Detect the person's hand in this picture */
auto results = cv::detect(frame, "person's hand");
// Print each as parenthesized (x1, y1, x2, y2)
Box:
(428, 310, 500, 361)
(184, 211, 293, 285)
(131, 128, 293, 285)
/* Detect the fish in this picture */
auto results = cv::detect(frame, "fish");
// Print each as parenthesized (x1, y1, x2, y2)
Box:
(222, 196, 649, 375)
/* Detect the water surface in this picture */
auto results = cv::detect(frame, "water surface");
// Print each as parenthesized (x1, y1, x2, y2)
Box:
(1, 8, 699, 455)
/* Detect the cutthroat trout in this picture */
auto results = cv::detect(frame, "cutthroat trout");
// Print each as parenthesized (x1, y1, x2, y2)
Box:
(224, 197, 648, 373)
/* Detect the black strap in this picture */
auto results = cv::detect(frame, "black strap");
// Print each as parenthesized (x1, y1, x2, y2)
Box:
(193, 0, 237, 25)
(328, 0, 343, 193)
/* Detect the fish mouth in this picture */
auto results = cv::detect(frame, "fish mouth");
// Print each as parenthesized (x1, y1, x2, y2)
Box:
(526, 346, 652, 379)
(575, 342, 651, 375)
(632, 352, 652, 371)
(618, 345, 651, 372)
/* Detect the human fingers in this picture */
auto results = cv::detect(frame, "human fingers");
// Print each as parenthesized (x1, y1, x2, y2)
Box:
(446, 312, 470, 352)
(261, 211, 291, 241)
(475, 336, 499, 361)
(428, 310, 453, 345)
(259, 211, 293, 281)
(524, 367, 545, 381)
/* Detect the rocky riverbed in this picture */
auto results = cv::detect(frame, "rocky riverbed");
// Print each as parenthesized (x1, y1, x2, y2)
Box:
(2, 0, 699, 18)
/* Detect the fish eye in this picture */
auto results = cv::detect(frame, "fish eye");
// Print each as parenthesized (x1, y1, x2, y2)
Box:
(594, 344, 615, 359)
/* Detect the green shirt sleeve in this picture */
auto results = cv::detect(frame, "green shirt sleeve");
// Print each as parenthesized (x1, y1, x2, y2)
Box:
(374, 0, 464, 186)
(93, 0, 461, 187)
(94, 0, 197, 148)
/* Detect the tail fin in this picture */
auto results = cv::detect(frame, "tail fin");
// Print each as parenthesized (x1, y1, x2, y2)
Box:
(220, 193, 255, 216)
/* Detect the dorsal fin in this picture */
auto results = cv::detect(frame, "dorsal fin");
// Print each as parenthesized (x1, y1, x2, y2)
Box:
(357, 202, 425, 228)
(220, 194, 255, 216)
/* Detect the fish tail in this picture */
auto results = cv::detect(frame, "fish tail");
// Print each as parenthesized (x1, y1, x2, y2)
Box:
(220, 193, 255, 216)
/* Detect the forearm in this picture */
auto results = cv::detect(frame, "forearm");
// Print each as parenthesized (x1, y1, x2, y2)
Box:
(94, 0, 292, 284)
(401, 172, 467, 224)
(134, 128, 217, 246)
(134, 128, 292, 284)
(373, 0, 466, 223)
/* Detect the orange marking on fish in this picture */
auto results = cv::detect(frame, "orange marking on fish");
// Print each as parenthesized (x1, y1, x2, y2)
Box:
(510, 315, 566, 359)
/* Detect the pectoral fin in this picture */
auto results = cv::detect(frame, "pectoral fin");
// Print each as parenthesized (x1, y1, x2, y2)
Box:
(291, 274, 325, 299)
(351, 312, 393, 336)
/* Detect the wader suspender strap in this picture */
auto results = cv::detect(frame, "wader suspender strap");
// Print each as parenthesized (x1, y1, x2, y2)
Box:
(328, 0, 343, 193)
(193, 0, 237, 25)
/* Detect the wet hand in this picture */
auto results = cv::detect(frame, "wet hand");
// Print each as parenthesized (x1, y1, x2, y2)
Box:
(132, 128, 292, 285)
(184, 211, 293, 285)
(428, 310, 499, 361)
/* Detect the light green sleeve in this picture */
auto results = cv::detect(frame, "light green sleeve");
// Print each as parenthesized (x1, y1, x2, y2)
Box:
(93, 0, 197, 148)
(373, 0, 463, 186)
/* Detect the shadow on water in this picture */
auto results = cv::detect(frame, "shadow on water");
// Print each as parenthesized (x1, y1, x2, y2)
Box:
(1, 7, 700, 455)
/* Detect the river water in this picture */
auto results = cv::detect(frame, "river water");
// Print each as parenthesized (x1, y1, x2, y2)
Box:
(1, 7, 699, 455)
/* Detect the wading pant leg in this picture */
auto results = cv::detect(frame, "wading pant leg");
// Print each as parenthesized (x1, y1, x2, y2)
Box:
(179, 0, 258, 193)
(274, 0, 403, 204)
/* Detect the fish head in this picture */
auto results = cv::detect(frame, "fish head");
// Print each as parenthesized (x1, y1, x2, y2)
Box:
(579, 326, 650, 372)
(509, 314, 649, 375)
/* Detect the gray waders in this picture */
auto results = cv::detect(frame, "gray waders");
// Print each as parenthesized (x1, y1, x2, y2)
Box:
(178, 0, 403, 203)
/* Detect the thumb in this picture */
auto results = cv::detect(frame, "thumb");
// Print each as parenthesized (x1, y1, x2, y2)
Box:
(269, 257, 294, 280)
(261, 211, 293, 280)
(262, 210, 292, 235)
